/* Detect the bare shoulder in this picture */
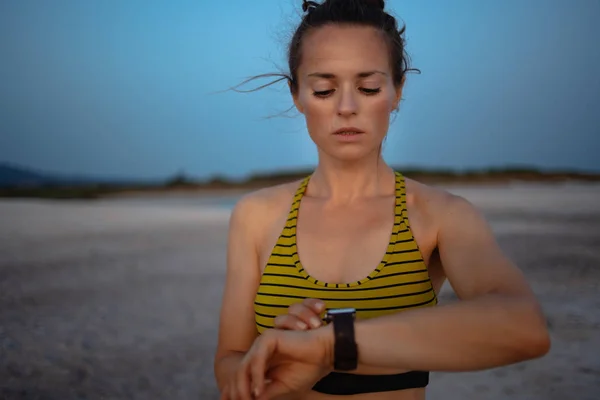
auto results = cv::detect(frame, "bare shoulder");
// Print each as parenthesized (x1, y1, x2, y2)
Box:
(228, 179, 304, 253)
(230, 180, 302, 230)
(404, 176, 497, 253)
(406, 177, 549, 359)
(233, 180, 301, 213)
(404, 177, 483, 229)
(405, 177, 535, 299)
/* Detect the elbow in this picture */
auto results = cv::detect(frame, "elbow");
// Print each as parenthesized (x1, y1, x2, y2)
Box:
(515, 302, 552, 361)
(519, 325, 551, 361)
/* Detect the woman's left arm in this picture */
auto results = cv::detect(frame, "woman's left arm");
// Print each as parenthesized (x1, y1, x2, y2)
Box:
(338, 194, 551, 372)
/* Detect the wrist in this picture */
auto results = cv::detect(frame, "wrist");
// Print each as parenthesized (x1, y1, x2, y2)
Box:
(313, 323, 335, 369)
(324, 308, 359, 371)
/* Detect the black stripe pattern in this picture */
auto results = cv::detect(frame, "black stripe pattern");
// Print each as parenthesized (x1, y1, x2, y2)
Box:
(254, 172, 438, 333)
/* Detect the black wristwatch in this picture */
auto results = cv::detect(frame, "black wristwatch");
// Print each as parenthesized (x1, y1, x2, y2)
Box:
(324, 308, 358, 371)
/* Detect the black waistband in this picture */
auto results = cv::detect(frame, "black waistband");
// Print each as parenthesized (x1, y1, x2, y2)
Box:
(312, 370, 429, 395)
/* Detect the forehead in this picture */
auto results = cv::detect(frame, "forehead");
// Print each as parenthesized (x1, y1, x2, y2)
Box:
(299, 24, 390, 77)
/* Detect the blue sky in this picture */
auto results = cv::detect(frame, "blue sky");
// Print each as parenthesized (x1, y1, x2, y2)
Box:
(1, 0, 599, 180)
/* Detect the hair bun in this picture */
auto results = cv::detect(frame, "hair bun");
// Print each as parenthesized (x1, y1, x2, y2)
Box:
(364, 0, 385, 10)
(302, 0, 320, 13)
(363, 0, 384, 10)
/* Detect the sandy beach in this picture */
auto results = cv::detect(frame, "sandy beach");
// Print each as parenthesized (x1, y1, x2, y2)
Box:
(1, 182, 599, 399)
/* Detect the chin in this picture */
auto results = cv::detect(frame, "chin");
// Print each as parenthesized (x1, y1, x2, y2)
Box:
(321, 144, 380, 163)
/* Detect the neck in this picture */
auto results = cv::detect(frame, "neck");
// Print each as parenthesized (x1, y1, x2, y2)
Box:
(308, 151, 396, 204)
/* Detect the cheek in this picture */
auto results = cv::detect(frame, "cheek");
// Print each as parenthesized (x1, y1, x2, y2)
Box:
(368, 95, 394, 128)
(301, 91, 324, 114)
(301, 96, 334, 128)
(372, 96, 392, 113)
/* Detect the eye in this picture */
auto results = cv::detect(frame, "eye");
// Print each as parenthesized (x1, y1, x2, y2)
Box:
(360, 87, 381, 95)
(313, 89, 335, 98)
(312, 87, 381, 98)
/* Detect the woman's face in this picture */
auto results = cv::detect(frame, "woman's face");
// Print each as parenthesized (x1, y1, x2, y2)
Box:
(292, 24, 403, 163)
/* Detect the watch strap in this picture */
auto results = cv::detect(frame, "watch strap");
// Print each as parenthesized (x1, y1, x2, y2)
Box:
(331, 312, 358, 371)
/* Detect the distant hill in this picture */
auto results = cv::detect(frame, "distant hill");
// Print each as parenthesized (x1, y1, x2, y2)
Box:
(1, 162, 599, 199)
(0, 163, 156, 199)
(0, 163, 145, 189)
(0, 163, 59, 187)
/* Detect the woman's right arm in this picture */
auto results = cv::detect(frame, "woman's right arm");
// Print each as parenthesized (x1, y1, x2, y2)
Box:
(214, 194, 264, 391)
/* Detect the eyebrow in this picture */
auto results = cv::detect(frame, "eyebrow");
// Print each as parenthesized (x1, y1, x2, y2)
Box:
(307, 70, 387, 79)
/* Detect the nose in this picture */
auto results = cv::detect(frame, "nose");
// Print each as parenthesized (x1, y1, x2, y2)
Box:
(336, 86, 358, 117)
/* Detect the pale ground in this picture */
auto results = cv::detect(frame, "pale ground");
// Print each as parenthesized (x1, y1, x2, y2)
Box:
(1, 182, 599, 399)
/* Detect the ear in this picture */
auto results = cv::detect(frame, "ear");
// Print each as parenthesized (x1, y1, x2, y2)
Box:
(288, 79, 305, 114)
(392, 75, 406, 111)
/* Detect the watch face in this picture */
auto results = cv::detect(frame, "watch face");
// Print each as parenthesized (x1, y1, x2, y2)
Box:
(327, 308, 356, 315)
(324, 308, 356, 324)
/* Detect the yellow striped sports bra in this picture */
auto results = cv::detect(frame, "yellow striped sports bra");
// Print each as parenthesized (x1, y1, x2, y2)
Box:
(253, 171, 437, 395)
(254, 171, 437, 334)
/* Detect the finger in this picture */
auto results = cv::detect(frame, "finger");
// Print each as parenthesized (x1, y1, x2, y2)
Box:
(289, 303, 323, 329)
(257, 380, 291, 400)
(274, 314, 308, 330)
(250, 331, 278, 399)
(222, 382, 236, 400)
(234, 359, 254, 400)
(228, 379, 239, 400)
(303, 298, 326, 314)
(220, 383, 230, 400)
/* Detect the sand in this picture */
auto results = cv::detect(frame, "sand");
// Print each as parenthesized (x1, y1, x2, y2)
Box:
(1, 182, 599, 399)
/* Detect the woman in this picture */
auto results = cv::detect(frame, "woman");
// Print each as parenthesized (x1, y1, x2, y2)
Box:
(214, 0, 551, 399)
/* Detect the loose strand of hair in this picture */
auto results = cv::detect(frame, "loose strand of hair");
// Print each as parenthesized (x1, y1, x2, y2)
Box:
(209, 73, 290, 96)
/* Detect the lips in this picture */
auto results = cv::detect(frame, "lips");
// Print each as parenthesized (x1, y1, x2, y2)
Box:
(333, 127, 365, 135)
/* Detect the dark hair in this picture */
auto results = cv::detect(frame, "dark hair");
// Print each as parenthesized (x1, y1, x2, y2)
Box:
(231, 0, 419, 108)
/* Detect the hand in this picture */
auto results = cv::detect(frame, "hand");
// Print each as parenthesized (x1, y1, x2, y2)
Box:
(274, 299, 325, 331)
(221, 326, 334, 400)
